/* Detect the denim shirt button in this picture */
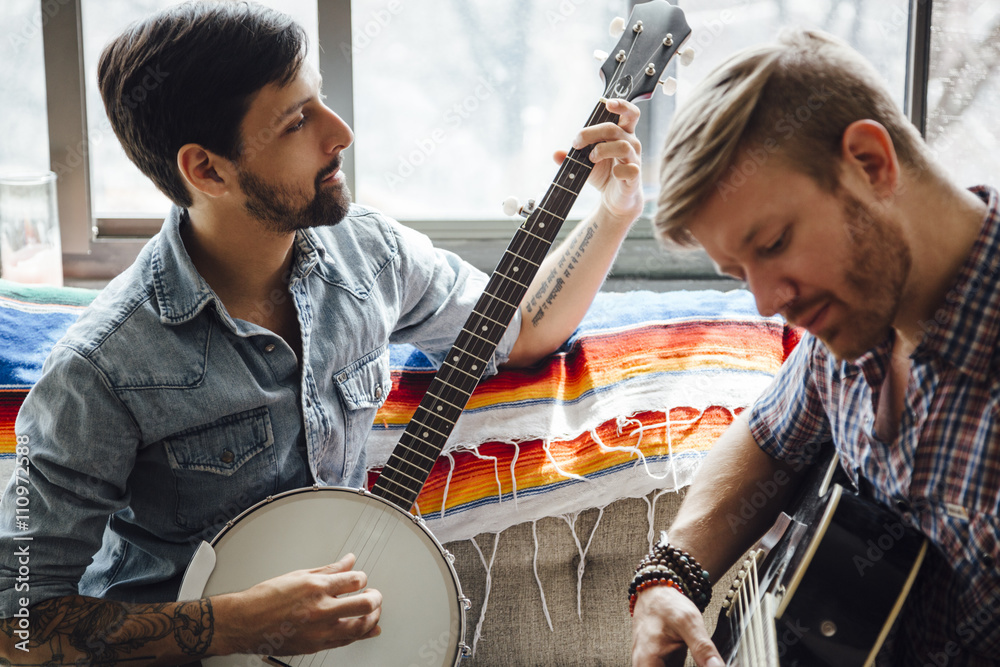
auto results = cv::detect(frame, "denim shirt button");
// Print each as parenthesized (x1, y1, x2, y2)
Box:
(374, 385, 383, 399)
(264, 343, 276, 353)
(220, 449, 235, 464)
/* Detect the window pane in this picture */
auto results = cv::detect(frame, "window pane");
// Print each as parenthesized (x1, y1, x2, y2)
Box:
(926, 0, 1000, 188)
(81, 0, 319, 217)
(352, 0, 910, 223)
(642, 0, 910, 213)
(351, 0, 626, 221)
(0, 1, 49, 173)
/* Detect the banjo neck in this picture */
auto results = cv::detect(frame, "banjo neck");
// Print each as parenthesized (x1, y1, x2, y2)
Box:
(370, 0, 692, 513)
(370, 107, 607, 510)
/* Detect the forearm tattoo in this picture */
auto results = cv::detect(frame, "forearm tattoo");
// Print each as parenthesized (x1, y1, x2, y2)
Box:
(525, 220, 599, 326)
(0, 596, 214, 665)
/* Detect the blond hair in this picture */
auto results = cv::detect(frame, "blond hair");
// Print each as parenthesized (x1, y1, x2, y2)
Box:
(655, 29, 930, 246)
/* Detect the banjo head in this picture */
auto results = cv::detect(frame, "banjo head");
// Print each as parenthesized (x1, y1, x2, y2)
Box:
(189, 486, 467, 667)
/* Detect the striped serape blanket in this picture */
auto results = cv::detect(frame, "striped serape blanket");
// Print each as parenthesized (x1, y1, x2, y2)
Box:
(366, 289, 797, 541)
(0, 279, 797, 542)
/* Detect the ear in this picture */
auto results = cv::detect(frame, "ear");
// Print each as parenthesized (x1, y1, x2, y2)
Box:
(176, 144, 236, 199)
(840, 120, 899, 197)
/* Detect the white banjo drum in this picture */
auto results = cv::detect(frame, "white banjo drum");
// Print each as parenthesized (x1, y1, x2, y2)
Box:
(178, 487, 466, 667)
(178, 3, 691, 664)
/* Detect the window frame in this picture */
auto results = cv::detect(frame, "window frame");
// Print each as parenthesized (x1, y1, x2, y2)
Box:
(46, 0, 930, 283)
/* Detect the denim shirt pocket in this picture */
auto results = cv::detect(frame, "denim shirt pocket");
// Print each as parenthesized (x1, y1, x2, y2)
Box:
(163, 406, 278, 531)
(333, 346, 391, 474)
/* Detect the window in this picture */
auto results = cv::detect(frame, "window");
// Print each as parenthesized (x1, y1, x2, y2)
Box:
(925, 0, 1000, 188)
(0, 0, 978, 282)
(0, 2, 48, 174)
(350, 0, 620, 223)
(80, 0, 319, 220)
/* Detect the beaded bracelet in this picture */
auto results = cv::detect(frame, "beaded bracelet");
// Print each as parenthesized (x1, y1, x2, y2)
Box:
(628, 540, 712, 615)
(628, 568, 686, 615)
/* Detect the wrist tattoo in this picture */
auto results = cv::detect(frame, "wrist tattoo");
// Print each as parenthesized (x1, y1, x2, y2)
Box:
(174, 599, 214, 656)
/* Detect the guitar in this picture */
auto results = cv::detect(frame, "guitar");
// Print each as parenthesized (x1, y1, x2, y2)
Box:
(710, 447, 928, 666)
(176, 3, 692, 665)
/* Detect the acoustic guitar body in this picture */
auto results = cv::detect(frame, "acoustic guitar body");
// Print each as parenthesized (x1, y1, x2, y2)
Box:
(711, 457, 927, 666)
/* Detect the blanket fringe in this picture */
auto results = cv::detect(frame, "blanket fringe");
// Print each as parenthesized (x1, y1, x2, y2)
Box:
(531, 521, 554, 632)
(440, 452, 456, 520)
(561, 507, 605, 619)
(469, 532, 500, 655)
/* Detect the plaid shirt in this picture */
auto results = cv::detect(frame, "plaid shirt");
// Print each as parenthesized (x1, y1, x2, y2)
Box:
(749, 186, 1000, 665)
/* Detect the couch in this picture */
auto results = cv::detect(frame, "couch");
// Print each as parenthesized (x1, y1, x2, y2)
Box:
(0, 278, 795, 665)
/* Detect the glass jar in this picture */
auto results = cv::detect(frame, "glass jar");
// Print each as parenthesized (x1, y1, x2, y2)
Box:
(0, 171, 64, 286)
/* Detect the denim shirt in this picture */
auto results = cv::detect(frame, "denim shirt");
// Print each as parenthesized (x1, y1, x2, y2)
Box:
(0, 204, 519, 615)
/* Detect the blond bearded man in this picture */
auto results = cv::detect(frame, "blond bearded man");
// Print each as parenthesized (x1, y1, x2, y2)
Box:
(631, 29, 999, 667)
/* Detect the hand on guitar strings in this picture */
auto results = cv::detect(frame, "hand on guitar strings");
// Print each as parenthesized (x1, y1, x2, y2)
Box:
(631, 584, 725, 667)
(555, 97, 644, 224)
(210, 552, 382, 657)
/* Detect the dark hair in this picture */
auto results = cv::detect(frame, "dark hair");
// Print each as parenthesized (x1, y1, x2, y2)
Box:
(97, 1, 307, 207)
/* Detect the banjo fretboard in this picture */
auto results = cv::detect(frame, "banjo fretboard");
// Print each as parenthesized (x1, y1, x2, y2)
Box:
(371, 102, 619, 510)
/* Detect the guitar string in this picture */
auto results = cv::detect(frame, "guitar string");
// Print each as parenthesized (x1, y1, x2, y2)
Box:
(743, 555, 772, 666)
(735, 579, 749, 666)
(377, 136, 605, 505)
(743, 561, 757, 665)
(384, 91, 624, 463)
(755, 556, 778, 662)
(749, 557, 765, 665)
(288, 500, 368, 667)
(739, 574, 754, 665)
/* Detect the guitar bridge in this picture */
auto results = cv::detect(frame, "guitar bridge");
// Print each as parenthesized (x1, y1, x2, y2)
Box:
(721, 548, 765, 617)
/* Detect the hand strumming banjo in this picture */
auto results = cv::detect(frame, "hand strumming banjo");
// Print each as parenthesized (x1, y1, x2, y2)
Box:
(177, 3, 692, 664)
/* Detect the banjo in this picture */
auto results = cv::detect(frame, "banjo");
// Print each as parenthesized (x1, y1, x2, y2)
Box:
(177, 3, 691, 664)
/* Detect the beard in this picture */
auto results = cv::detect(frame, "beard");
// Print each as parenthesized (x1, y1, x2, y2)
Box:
(236, 158, 353, 233)
(812, 191, 911, 361)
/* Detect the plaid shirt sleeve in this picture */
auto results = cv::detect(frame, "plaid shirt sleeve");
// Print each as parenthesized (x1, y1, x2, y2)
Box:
(747, 332, 832, 467)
